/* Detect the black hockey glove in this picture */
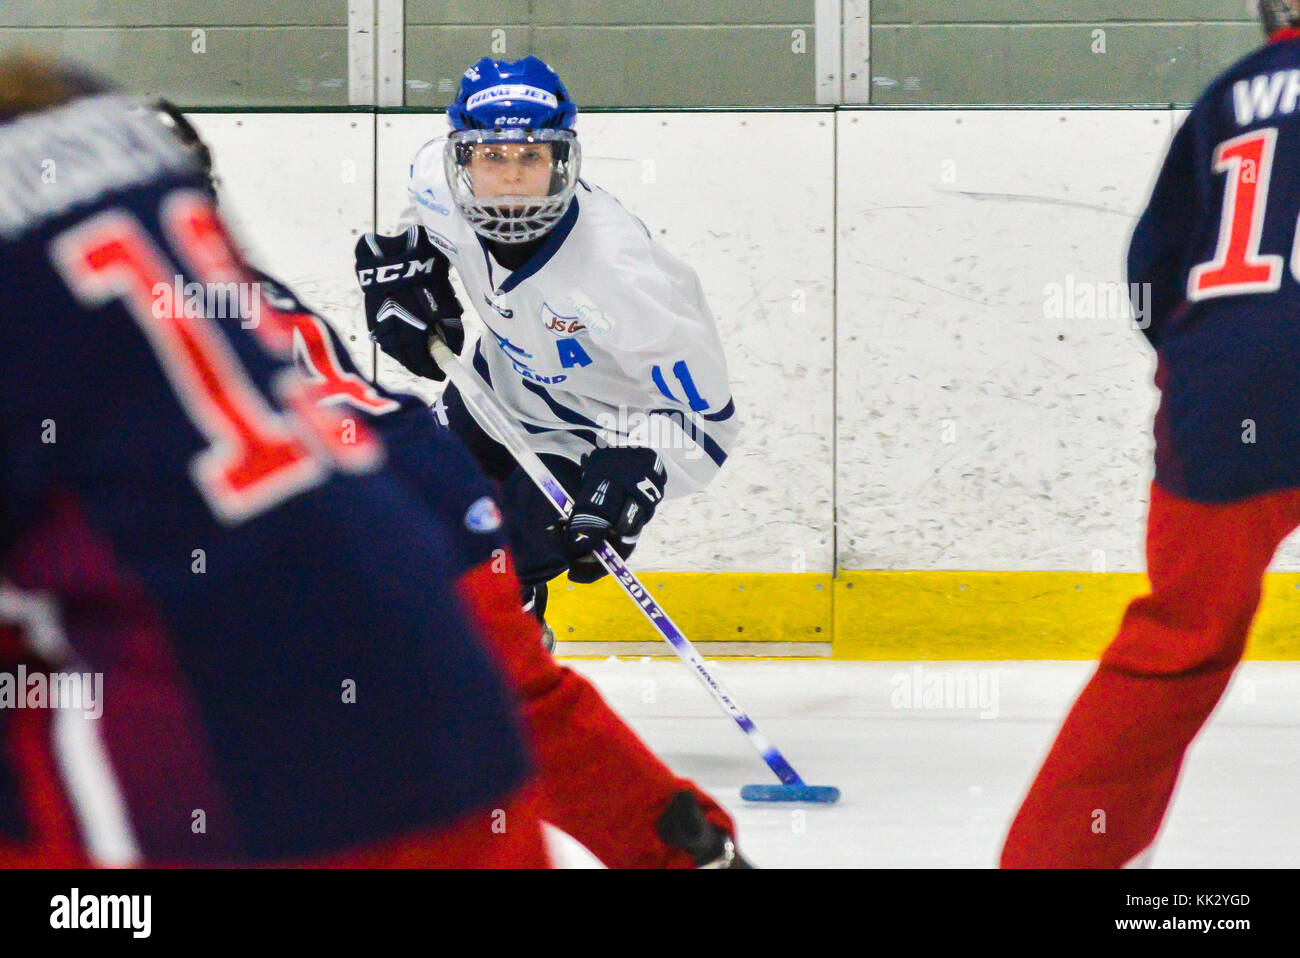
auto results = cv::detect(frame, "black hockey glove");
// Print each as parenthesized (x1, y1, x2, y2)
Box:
(355, 227, 463, 380)
(559, 446, 667, 584)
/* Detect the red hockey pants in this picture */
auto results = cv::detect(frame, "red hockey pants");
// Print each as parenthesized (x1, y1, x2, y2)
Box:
(1002, 481, 1300, 867)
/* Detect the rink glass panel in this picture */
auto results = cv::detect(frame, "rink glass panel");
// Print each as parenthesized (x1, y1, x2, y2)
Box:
(0, 1, 349, 107)
(403, 1, 818, 108)
(0, 3, 1274, 108)
(868, 1, 1260, 105)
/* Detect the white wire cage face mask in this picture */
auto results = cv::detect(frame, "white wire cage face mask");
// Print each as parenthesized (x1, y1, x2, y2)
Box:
(444, 129, 581, 244)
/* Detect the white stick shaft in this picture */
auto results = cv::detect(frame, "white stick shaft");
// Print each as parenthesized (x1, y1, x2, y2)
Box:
(429, 338, 803, 785)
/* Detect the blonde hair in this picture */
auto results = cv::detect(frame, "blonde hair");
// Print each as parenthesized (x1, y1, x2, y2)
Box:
(0, 52, 107, 120)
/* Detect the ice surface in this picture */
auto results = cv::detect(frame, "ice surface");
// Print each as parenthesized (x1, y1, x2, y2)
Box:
(543, 660, 1300, 868)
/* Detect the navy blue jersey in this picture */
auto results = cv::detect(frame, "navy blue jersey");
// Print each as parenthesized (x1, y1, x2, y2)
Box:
(1129, 34, 1300, 503)
(0, 95, 529, 865)
(247, 270, 510, 577)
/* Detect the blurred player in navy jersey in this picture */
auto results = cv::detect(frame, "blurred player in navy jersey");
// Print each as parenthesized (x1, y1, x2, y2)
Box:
(152, 102, 749, 868)
(0, 55, 548, 868)
(1003, 1, 1300, 867)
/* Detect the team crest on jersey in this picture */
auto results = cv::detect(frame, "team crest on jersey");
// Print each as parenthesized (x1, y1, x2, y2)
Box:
(541, 301, 586, 335)
(559, 291, 613, 336)
(489, 328, 568, 384)
(464, 495, 503, 533)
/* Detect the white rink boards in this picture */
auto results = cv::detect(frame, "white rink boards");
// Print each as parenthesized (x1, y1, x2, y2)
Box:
(189, 113, 376, 379)
(374, 112, 837, 575)
(836, 109, 1172, 573)
(189, 108, 1300, 576)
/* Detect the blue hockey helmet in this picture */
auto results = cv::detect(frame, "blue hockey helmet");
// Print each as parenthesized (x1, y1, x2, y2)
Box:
(443, 57, 581, 244)
(447, 56, 578, 132)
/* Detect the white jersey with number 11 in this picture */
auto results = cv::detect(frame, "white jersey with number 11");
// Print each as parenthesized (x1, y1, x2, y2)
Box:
(398, 137, 740, 499)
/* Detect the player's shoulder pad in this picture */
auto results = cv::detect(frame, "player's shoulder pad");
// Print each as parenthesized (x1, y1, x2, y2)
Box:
(575, 178, 653, 239)
(409, 136, 448, 188)
(564, 183, 696, 350)
(407, 136, 457, 222)
(569, 180, 661, 279)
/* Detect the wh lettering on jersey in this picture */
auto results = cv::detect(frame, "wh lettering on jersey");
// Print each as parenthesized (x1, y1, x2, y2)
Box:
(1234, 69, 1300, 124)
(0, 666, 103, 719)
(50, 889, 151, 939)
(151, 274, 261, 329)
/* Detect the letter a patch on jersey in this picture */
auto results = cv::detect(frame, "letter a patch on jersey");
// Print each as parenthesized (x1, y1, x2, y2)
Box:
(556, 337, 592, 369)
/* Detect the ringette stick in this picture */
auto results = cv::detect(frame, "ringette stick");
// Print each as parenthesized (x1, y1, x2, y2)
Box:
(430, 336, 839, 803)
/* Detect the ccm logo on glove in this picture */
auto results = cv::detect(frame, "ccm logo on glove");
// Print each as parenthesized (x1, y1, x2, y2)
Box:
(357, 257, 438, 287)
(355, 226, 464, 380)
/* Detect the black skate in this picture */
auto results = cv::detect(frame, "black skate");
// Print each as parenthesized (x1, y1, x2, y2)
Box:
(655, 790, 753, 869)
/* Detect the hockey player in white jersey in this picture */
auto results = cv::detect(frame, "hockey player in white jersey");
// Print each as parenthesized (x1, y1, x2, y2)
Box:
(356, 56, 740, 649)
